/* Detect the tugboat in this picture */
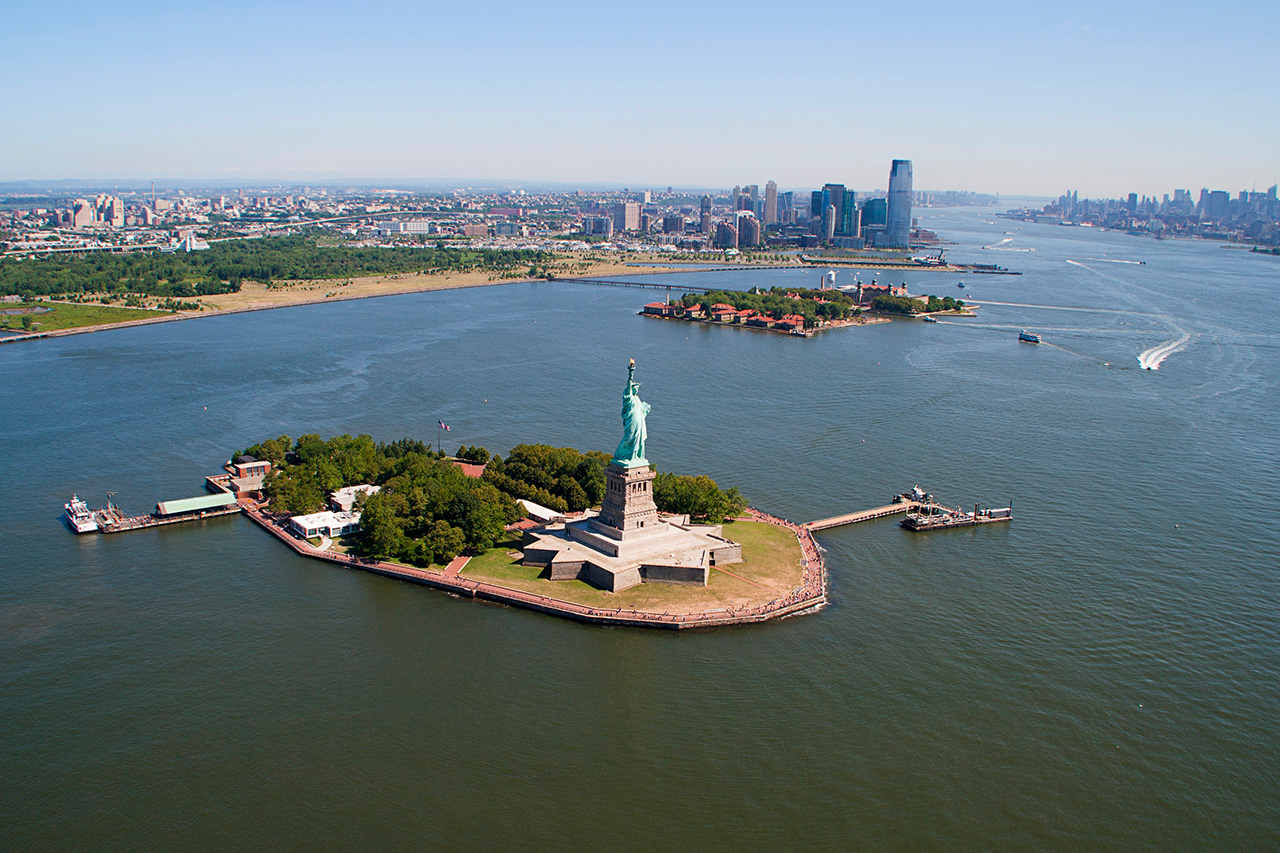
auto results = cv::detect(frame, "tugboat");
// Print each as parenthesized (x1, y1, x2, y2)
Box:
(1019, 329, 1042, 344)
(64, 494, 98, 533)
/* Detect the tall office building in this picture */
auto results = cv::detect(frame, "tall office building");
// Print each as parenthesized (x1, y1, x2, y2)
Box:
(840, 195, 860, 239)
(764, 180, 778, 225)
(821, 205, 837, 241)
(779, 191, 794, 224)
(885, 159, 913, 247)
(613, 201, 641, 232)
(700, 195, 713, 216)
(822, 184, 846, 233)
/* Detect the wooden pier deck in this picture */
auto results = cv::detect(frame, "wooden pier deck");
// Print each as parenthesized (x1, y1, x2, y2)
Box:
(805, 501, 928, 531)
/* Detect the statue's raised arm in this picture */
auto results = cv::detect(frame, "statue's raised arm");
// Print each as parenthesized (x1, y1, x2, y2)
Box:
(613, 358, 651, 466)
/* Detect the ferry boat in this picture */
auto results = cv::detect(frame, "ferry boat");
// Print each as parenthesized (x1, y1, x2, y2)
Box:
(1019, 330, 1041, 344)
(64, 494, 98, 533)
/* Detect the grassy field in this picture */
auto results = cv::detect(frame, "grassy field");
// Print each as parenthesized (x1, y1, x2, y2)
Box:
(462, 521, 805, 615)
(0, 302, 172, 333)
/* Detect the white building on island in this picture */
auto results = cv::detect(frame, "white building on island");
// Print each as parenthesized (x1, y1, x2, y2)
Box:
(290, 510, 362, 539)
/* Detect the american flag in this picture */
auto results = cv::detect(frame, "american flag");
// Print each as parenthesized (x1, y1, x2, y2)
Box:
(438, 420, 450, 431)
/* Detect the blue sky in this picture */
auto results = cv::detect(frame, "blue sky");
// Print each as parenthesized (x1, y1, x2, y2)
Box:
(3, 0, 1276, 196)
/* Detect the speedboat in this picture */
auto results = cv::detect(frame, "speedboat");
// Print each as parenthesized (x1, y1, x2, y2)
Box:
(922, 316, 938, 323)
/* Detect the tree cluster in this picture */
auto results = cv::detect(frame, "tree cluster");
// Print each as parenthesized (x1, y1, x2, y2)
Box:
(680, 286, 858, 328)
(455, 445, 491, 464)
(1, 235, 549, 298)
(248, 433, 518, 567)
(482, 444, 610, 513)
(870, 294, 921, 315)
(652, 473, 746, 523)
(924, 295, 965, 312)
(870, 294, 964, 315)
(243, 433, 747, 566)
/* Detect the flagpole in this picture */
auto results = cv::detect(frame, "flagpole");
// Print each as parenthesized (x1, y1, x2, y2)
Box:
(437, 421, 441, 456)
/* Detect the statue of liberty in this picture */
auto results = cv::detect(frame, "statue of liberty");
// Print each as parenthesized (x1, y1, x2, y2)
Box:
(613, 359, 650, 466)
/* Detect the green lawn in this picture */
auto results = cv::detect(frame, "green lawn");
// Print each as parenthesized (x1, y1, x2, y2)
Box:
(461, 521, 806, 614)
(0, 302, 173, 333)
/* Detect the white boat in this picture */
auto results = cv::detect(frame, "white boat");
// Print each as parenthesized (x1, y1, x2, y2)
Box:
(65, 494, 98, 533)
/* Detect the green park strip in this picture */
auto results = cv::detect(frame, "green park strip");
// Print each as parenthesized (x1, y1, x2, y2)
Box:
(461, 520, 805, 614)
(0, 302, 173, 333)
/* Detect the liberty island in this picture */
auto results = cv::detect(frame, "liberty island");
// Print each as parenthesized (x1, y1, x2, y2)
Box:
(224, 358, 828, 627)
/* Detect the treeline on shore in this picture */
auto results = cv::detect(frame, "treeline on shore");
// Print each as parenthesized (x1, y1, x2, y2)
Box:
(242, 433, 745, 568)
(679, 286, 860, 327)
(871, 294, 966, 315)
(1, 235, 550, 299)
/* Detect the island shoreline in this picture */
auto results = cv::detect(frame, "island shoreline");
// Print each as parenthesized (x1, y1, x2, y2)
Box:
(240, 501, 828, 630)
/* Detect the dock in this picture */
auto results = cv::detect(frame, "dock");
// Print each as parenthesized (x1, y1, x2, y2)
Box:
(73, 489, 244, 534)
(805, 500, 931, 531)
(95, 503, 243, 533)
(900, 504, 1011, 532)
(803, 488, 1010, 533)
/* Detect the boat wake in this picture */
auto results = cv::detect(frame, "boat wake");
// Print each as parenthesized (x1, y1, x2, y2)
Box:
(1084, 257, 1144, 265)
(967, 299, 1148, 316)
(1138, 329, 1192, 370)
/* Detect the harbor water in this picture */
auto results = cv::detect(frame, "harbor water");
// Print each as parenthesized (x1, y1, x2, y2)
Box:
(2, 211, 1278, 849)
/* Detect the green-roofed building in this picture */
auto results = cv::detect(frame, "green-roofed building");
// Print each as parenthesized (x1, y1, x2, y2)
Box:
(154, 493, 238, 517)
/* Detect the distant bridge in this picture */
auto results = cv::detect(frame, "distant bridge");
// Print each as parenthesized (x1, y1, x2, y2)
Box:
(550, 276, 717, 295)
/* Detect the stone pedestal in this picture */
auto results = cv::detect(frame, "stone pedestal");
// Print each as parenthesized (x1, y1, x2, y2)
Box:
(596, 461, 657, 534)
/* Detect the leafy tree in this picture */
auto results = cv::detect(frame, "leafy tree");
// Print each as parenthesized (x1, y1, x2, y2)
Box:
(425, 521, 467, 565)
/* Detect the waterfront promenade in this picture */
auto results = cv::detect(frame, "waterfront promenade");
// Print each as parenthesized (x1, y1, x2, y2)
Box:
(241, 501, 826, 630)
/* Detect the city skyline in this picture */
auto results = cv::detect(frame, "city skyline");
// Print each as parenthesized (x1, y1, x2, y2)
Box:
(3, 0, 1277, 196)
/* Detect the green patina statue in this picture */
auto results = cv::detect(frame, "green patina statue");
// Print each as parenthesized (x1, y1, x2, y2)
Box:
(613, 358, 651, 466)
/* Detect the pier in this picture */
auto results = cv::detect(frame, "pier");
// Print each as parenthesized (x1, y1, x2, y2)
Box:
(803, 488, 1010, 533)
(552, 276, 717, 295)
(95, 504, 243, 533)
(900, 504, 1011, 531)
(805, 500, 930, 531)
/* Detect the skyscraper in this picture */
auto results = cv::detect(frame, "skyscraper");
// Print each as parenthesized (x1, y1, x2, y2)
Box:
(822, 184, 846, 233)
(885, 159, 913, 247)
(764, 180, 778, 226)
(613, 201, 641, 232)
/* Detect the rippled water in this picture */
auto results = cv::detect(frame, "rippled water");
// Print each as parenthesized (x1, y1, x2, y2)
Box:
(2, 210, 1278, 849)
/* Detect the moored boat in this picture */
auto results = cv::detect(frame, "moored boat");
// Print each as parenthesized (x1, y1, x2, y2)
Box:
(64, 494, 98, 533)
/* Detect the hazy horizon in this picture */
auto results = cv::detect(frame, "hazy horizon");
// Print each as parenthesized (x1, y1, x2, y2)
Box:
(3, 0, 1276, 198)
